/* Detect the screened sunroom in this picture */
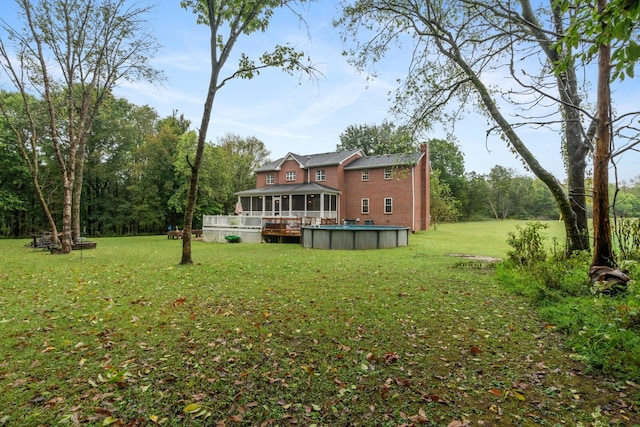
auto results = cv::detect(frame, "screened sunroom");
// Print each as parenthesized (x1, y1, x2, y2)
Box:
(235, 183, 339, 222)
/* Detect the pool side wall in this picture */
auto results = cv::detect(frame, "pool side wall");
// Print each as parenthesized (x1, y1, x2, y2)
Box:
(301, 226, 409, 250)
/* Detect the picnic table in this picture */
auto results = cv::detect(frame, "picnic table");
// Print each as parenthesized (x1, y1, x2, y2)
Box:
(167, 229, 202, 239)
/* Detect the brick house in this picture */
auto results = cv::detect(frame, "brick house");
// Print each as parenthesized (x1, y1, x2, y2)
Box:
(235, 144, 430, 231)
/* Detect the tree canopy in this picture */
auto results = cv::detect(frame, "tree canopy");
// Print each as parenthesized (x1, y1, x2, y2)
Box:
(337, 120, 414, 155)
(0, 0, 163, 252)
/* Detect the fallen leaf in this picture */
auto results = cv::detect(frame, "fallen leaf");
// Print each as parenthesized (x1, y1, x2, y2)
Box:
(102, 416, 119, 426)
(184, 403, 201, 413)
(511, 390, 526, 401)
(170, 297, 186, 307)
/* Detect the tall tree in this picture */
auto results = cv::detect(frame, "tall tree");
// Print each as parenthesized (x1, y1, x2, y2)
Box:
(336, 0, 595, 255)
(178, 0, 318, 265)
(83, 97, 159, 236)
(486, 166, 518, 220)
(337, 120, 414, 155)
(0, 0, 162, 253)
(0, 90, 59, 242)
(128, 115, 187, 234)
(218, 133, 270, 212)
(555, 0, 640, 267)
(0, 93, 33, 236)
(429, 169, 460, 228)
(428, 138, 466, 204)
(462, 171, 491, 220)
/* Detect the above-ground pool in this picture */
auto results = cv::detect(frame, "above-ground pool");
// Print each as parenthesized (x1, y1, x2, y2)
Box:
(301, 225, 409, 250)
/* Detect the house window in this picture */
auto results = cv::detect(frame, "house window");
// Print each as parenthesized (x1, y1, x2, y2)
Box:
(361, 169, 369, 181)
(384, 197, 393, 214)
(384, 167, 393, 179)
(316, 169, 326, 181)
(361, 198, 369, 214)
(309, 194, 321, 210)
(286, 171, 297, 181)
(266, 173, 274, 185)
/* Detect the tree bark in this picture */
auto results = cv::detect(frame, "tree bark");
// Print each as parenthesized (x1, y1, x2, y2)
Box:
(181, 1, 219, 265)
(592, 0, 615, 267)
(519, 0, 591, 253)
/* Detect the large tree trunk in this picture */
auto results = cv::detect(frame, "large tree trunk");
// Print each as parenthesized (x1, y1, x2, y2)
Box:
(59, 173, 74, 253)
(72, 132, 89, 243)
(520, 0, 591, 253)
(592, 0, 615, 267)
(181, 17, 219, 265)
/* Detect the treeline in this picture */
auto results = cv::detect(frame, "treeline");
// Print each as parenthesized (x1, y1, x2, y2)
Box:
(0, 94, 268, 238)
(432, 163, 640, 224)
(3, 98, 640, 238)
(427, 139, 640, 224)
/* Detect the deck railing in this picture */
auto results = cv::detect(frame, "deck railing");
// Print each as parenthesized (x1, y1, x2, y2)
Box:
(202, 215, 262, 228)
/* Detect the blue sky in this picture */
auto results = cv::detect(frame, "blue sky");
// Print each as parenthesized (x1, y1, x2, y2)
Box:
(3, 1, 638, 182)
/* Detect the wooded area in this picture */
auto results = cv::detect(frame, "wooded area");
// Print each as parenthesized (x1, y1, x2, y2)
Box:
(2, 94, 639, 239)
(0, 93, 268, 238)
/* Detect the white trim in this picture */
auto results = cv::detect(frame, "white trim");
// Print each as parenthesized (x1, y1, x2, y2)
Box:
(384, 197, 393, 214)
(411, 166, 415, 231)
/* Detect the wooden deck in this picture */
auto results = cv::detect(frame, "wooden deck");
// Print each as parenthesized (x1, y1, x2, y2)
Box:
(261, 217, 302, 243)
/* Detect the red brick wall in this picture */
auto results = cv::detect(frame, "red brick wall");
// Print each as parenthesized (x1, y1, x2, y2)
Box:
(343, 166, 413, 228)
(342, 149, 430, 231)
(256, 159, 305, 188)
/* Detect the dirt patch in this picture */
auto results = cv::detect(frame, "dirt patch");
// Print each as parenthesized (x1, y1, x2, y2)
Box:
(449, 253, 502, 262)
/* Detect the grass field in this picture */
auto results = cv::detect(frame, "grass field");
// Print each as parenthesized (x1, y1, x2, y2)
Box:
(1, 221, 638, 426)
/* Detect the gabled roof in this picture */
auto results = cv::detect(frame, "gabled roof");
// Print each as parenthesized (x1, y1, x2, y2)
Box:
(257, 148, 364, 172)
(343, 151, 424, 170)
(235, 182, 340, 196)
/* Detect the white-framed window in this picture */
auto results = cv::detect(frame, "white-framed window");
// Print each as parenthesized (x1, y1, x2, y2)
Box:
(361, 198, 369, 214)
(361, 169, 369, 181)
(266, 173, 274, 185)
(384, 197, 393, 214)
(285, 171, 297, 181)
(316, 169, 326, 181)
(384, 167, 393, 180)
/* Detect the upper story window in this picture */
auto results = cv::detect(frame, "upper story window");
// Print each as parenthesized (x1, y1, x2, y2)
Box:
(266, 173, 274, 185)
(285, 171, 297, 181)
(316, 169, 326, 182)
(384, 197, 393, 214)
(361, 198, 369, 214)
(384, 167, 393, 180)
(361, 169, 369, 181)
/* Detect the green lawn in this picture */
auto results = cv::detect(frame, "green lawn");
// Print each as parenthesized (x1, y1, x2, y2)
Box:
(1, 221, 637, 426)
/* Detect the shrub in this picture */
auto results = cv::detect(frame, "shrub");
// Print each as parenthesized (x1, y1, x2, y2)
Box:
(614, 217, 640, 260)
(506, 221, 548, 266)
(500, 223, 640, 382)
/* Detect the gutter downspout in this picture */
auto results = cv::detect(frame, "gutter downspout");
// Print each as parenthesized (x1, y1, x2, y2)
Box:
(411, 166, 416, 232)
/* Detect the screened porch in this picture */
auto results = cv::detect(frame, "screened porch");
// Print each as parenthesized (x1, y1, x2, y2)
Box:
(235, 184, 339, 222)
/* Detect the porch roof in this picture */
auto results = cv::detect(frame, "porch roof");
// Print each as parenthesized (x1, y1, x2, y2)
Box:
(235, 182, 340, 197)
